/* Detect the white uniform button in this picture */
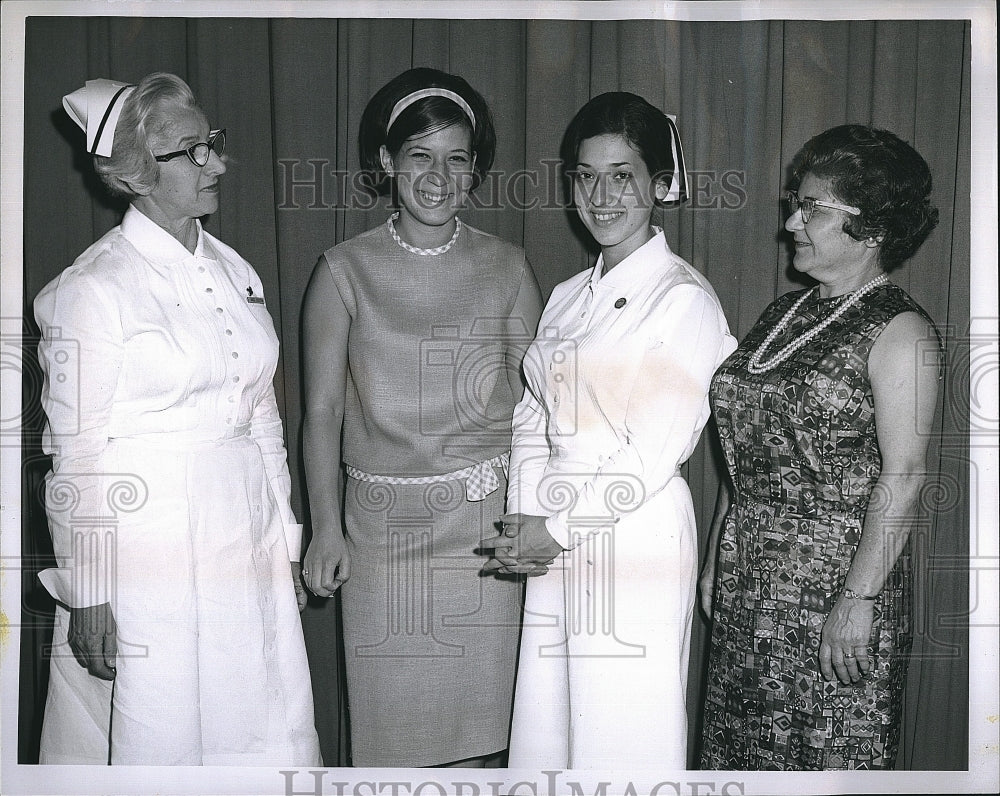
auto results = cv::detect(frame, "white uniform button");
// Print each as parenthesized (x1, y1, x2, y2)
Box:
(232, 375, 240, 383)
(205, 287, 213, 294)
(225, 329, 233, 336)
(231, 351, 239, 359)
(216, 307, 224, 314)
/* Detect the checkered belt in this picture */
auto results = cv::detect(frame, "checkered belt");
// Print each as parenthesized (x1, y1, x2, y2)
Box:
(345, 453, 509, 502)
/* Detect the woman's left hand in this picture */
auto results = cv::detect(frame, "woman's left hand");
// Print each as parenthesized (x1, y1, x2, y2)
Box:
(481, 513, 563, 576)
(290, 562, 308, 612)
(819, 596, 875, 684)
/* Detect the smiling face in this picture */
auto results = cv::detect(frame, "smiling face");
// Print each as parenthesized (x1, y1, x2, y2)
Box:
(381, 122, 475, 236)
(135, 103, 226, 232)
(785, 172, 882, 294)
(572, 133, 667, 270)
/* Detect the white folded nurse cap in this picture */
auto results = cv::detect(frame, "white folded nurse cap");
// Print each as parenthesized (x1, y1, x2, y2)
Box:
(62, 79, 135, 157)
(661, 113, 689, 204)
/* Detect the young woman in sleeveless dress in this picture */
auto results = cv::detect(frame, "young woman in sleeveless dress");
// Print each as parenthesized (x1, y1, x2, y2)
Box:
(300, 67, 542, 767)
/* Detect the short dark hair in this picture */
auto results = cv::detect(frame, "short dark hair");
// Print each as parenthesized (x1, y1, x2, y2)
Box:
(791, 124, 938, 270)
(358, 67, 496, 194)
(561, 91, 677, 206)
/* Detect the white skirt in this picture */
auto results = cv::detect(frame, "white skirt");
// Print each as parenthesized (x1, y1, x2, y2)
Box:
(507, 474, 696, 770)
(39, 435, 320, 765)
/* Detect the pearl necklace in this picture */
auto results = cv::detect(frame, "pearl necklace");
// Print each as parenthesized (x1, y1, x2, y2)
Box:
(387, 213, 462, 256)
(746, 273, 889, 374)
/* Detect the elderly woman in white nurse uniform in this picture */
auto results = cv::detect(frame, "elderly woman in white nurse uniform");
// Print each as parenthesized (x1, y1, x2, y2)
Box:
(483, 92, 736, 770)
(34, 72, 320, 765)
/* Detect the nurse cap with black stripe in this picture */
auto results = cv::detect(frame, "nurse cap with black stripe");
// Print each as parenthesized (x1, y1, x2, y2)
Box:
(62, 79, 135, 157)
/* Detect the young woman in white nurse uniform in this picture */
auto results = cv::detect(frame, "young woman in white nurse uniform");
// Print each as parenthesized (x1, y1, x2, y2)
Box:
(485, 91, 736, 770)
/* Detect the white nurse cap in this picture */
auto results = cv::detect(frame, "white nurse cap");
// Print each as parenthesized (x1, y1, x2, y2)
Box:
(62, 78, 135, 157)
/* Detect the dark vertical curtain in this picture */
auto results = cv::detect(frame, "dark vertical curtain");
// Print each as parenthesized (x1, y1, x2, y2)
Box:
(19, 16, 970, 770)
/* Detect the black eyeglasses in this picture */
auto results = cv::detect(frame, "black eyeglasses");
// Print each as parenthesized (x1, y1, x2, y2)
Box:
(785, 190, 860, 223)
(153, 129, 226, 167)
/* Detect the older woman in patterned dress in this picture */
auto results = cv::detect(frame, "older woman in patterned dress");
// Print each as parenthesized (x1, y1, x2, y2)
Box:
(698, 125, 942, 770)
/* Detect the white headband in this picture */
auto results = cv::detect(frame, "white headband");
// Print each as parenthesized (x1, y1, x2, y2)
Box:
(661, 113, 689, 204)
(62, 79, 135, 157)
(387, 88, 476, 132)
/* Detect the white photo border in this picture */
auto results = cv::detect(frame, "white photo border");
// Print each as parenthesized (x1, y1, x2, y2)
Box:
(1, 2, 996, 795)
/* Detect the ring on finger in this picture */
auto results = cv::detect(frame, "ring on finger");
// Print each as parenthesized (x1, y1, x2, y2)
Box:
(844, 652, 856, 659)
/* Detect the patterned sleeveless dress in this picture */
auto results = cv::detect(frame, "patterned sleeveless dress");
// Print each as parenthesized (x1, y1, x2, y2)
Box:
(700, 283, 939, 770)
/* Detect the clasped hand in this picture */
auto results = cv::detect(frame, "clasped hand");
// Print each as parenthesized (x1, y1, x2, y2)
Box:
(481, 513, 563, 576)
(301, 532, 351, 599)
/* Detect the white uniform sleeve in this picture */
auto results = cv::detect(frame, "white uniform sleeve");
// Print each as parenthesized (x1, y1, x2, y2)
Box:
(34, 268, 124, 608)
(506, 377, 550, 516)
(249, 356, 302, 563)
(544, 285, 736, 550)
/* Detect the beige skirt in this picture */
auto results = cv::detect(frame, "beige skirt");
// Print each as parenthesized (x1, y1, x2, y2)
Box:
(339, 469, 521, 766)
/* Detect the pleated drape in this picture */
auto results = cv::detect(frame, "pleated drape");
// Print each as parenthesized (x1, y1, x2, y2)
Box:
(20, 15, 970, 769)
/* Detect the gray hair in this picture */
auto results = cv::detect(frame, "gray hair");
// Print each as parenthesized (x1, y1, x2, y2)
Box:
(92, 72, 199, 199)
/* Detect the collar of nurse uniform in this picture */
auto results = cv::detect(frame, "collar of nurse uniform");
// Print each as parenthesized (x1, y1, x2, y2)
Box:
(590, 227, 669, 290)
(120, 204, 210, 266)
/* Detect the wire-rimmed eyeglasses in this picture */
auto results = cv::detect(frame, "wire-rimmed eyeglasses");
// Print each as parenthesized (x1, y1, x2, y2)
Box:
(785, 190, 860, 223)
(153, 129, 226, 167)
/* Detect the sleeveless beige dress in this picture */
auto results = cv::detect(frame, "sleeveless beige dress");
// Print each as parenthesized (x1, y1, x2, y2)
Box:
(323, 219, 534, 766)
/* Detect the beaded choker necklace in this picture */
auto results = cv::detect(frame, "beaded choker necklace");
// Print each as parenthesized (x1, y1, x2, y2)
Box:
(387, 213, 462, 256)
(746, 273, 889, 374)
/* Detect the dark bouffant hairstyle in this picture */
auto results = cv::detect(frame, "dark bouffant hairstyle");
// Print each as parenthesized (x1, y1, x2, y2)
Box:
(560, 91, 679, 207)
(357, 67, 496, 195)
(791, 124, 938, 270)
